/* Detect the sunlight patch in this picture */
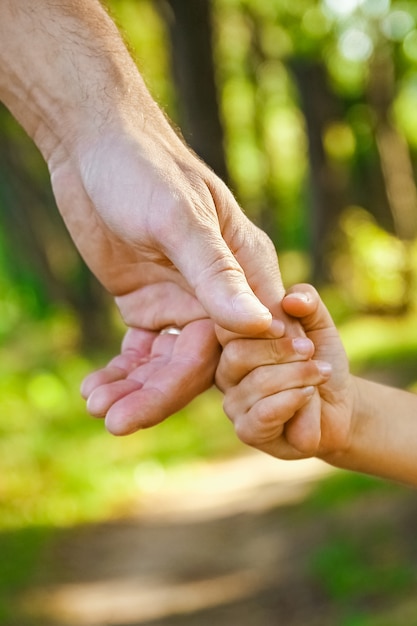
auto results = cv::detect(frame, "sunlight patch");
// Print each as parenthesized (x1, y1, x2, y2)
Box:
(21, 570, 264, 625)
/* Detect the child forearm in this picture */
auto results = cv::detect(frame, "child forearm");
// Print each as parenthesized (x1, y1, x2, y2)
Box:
(322, 376, 417, 486)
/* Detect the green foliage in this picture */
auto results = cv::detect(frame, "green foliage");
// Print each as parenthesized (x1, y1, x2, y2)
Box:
(0, 321, 237, 530)
(0, 308, 239, 620)
(331, 206, 417, 312)
(214, 0, 310, 240)
(310, 535, 413, 600)
(306, 473, 417, 625)
(304, 470, 394, 512)
(2, 2, 417, 623)
(0, 527, 49, 626)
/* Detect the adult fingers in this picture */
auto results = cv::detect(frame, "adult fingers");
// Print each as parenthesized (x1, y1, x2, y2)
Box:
(207, 183, 310, 345)
(86, 331, 180, 418)
(80, 328, 156, 399)
(104, 319, 220, 435)
(179, 232, 273, 335)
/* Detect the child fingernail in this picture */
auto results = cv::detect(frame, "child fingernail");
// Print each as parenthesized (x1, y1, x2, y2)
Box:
(317, 361, 332, 376)
(293, 337, 313, 355)
(302, 386, 315, 397)
(286, 292, 309, 302)
(270, 319, 285, 337)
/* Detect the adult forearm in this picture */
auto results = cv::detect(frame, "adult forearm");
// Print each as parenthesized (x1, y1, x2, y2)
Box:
(0, 0, 170, 164)
(325, 376, 417, 486)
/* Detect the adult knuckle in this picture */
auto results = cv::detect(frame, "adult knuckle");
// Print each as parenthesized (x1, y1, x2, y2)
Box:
(149, 189, 182, 228)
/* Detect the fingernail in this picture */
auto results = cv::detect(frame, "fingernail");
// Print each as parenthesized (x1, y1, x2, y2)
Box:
(317, 361, 332, 376)
(293, 337, 313, 356)
(286, 292, 310, 302)
(302, 386, 315, 397)
(270, 319, 285, 337)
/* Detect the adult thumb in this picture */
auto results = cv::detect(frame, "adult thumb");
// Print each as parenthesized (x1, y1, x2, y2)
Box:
(177, 228, 273, 334)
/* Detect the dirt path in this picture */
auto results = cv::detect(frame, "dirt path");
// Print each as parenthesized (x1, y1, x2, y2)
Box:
(16, 451, 417, 626)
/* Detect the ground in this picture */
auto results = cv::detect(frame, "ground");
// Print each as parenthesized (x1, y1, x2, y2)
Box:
(14, 450, 417, 626)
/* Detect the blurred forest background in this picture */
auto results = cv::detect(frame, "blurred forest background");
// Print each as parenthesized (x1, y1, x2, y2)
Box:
(2, 0, 417, 624)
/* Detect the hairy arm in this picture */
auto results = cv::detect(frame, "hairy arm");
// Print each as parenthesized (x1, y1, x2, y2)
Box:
(0, 0, 274, 329)
(0, 0, 159, 162)
(0, 1, 320, 433)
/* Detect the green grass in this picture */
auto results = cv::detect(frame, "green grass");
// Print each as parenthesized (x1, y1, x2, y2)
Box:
(310, 534, 414, 601)
(0, 307, 241, 622)
(0, 364, 237, 530)
(303, 470, 396, 512)
(0, 526, 50, 626)
(305, 492, 417, 626)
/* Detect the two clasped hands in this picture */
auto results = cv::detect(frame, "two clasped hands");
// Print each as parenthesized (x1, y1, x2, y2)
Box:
(1, 0, 416, 486)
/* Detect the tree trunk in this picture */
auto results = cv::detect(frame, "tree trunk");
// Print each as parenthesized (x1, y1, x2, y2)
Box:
(0, 105, 114, 349)
(290, 60, 347, 283)
(368, 51, 417, 241)
(159, 0, 229, 183)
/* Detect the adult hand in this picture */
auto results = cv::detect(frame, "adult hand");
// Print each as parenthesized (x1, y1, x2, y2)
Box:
(0, 0, 319, 435)
(0, 0, 271, 334)
(50, 128, 275, 335)
(81, 317, 220, 436)
(51, 128, 321, 436)
(52, 130, 279, 434)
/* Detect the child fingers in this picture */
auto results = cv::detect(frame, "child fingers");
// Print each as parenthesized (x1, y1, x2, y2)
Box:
(221, 359, 330, 431)
(216, 335, 315, 391)
(283, 389, 322, 455)
(224, 359, 331, 412)
(226, 386, 315, 451)
(282, 284, 335, 333)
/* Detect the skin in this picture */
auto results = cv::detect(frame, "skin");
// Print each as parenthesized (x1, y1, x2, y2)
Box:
(217, 283, 417, 487)
(0, 0, 321, 435)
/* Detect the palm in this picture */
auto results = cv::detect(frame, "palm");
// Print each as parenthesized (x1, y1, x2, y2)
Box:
(82, 318, 220, 435)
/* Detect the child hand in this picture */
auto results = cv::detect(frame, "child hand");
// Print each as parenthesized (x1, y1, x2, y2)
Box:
(216, 284, 354, 461)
